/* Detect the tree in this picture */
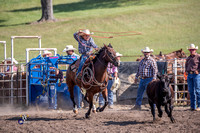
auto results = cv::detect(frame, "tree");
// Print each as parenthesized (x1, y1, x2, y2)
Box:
(38, 0, 55, 22)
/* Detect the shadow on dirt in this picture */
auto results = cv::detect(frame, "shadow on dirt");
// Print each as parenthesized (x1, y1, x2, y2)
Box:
(104, 120, 152, 126)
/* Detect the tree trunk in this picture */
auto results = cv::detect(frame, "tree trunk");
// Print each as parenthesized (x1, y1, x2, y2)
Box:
(38, 0, 55, 22)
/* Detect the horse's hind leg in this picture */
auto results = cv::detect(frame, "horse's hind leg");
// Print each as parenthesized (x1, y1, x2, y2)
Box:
(165, 103, 175, 123)
(97, 89, 108, 112)
(85, 92, 94, 118)
(68, 83, 78, 114)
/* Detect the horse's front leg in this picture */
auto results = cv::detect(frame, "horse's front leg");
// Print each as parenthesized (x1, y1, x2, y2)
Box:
(85, 93, 93, 118)
(97, 88, 108, 112)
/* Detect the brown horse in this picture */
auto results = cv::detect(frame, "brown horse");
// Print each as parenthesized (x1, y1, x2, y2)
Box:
(66, 44, 119, 118)
(164, 49, 187, 60)
(136, 49, 187, 61)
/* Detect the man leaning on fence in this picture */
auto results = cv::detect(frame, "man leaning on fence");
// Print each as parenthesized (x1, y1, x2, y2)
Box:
(132, 47, 158, 110)
(185, 44, 200, 111)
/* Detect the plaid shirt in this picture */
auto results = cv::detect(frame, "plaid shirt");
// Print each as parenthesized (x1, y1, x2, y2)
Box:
(73, 32, 98, 55)
(135, 56, 158, 79)
(107, 63, 118, 74)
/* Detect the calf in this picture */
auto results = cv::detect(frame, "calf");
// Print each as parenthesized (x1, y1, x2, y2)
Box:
(146, 74, 175, 123)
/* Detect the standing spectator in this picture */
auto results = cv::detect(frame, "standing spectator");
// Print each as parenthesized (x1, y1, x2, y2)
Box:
(3, 57, 18, 73)
(73, 29, 98, 79)
(132, 47, 158, 110)
(185, 44, 200, 111)
(63, 45, 80, 61)
(99, 52, 122, 109)
(42, 50, 52, 57)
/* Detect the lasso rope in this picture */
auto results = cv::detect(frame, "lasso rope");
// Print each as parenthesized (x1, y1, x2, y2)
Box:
(77, 58, 108, 90)
(77, 29, 142, 42)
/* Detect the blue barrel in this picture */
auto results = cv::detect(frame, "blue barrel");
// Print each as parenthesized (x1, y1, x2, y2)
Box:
(48, 83, 57, 109)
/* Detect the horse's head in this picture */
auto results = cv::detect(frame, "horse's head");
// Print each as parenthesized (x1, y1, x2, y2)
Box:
(99, 44, 119, 67)
(176, 49, 187, 58)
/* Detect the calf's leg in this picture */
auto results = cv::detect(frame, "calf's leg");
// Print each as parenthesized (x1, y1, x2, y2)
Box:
(165, 103, 175, 123)
(156, 104, 163, 118)
(149, 100, 156, 122)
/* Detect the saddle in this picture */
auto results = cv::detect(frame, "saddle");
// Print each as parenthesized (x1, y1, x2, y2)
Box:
(70, 54, 96, 74)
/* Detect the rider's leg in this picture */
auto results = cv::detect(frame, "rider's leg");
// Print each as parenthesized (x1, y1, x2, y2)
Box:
(76, 55, 88, 76)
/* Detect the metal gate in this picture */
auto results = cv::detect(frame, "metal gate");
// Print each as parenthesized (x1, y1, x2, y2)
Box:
(0, 36, 42, 105)
(168, 58, 189, 105)
(0, 63, 26, 105)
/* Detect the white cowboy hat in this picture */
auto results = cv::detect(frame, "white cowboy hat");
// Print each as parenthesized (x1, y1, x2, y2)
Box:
(63, 45, 77, 52)
(187, 44, 198, 50)
(43, 50, 52, 56)
(79, 29, 94, 36)
(116, 52, 123, 57)
(141, 47, 154, 53)
(3, 57, 18, 64)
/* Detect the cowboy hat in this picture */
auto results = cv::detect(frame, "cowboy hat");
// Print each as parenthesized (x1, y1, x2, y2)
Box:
(79, 29, 94, 36)
(116, 52, 123, 57)
(141, 47, 154, 53)
(3, 57, 18, 64)
(63, 45, 77, 52)
(43, 50, 52, 56)
(187, 44, 198, 50)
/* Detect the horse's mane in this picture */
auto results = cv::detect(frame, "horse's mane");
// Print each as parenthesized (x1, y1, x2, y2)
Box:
(93, 44, 113, 63)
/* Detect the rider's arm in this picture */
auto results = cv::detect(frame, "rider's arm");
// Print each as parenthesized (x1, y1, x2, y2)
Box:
(73, 32, 79, 42)
(89, 38, 98, 49)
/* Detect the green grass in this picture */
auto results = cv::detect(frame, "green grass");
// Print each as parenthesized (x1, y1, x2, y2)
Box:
(0, 0, 200, 62)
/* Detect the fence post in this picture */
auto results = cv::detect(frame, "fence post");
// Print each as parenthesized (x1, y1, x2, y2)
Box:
(174, 58, 178, 104)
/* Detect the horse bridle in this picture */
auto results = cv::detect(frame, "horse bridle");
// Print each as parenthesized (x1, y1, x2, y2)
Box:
(103, 49, 117, 64)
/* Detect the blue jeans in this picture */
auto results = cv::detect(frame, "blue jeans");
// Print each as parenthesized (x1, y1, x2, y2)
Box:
(73, 85, 82, 108)
(77, 55, 88, 75)
(187, 74, 200, 109)
(99, 75, 114, 106)
(135, 77, 153, 106)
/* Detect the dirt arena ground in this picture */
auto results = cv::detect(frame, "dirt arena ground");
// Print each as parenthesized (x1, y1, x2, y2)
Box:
(0, 105, 200, 133)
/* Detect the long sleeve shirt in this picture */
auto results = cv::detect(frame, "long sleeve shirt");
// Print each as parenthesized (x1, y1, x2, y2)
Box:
(73, 32, 98, 55)
(107, 63, 118, 75)
(135, 56, 158, 80)
(185, 54, 200, 73)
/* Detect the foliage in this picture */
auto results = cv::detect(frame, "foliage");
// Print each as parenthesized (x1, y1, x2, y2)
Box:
(0, 0, 200, 61)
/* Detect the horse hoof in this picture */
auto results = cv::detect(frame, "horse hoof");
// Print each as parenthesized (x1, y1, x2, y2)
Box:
(85, 114, 90, 119)
(96, 107, 100, 112)
(73, 109, 78, 114)
(92, 109, 97, 113)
